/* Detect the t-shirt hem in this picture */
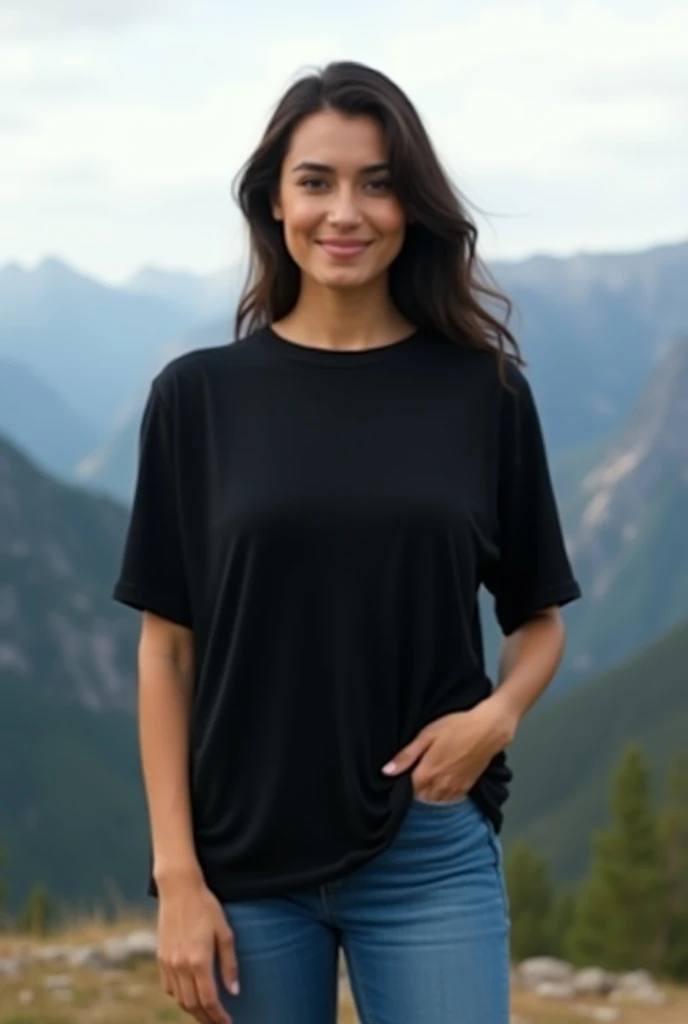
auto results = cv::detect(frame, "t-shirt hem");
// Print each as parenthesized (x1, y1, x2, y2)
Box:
(145, 778, 509, 902)
(500, 577, 582, 636)
(111, 580, 192, 628)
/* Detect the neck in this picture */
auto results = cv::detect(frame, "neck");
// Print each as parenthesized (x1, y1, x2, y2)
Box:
(273, 276, 413, 351)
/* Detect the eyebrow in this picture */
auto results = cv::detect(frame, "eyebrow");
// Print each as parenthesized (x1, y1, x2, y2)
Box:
(291, 161, 390, 174)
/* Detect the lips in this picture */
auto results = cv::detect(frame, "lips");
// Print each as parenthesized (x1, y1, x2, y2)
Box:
(317, 240, 372, 259)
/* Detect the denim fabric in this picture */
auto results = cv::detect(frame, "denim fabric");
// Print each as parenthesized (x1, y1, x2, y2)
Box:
(217, 795, 510, 1023)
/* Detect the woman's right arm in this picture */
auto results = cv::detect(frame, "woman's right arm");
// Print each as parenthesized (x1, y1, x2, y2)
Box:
(139, 611, 240, 1024)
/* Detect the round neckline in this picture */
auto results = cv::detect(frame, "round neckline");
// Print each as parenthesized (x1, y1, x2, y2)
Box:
(260, 324, 424, 367)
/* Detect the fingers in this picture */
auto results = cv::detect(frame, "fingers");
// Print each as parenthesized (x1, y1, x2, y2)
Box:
(162, 957, 232, 1024)
(216, 926, 240, 997)
(195, 963, 233, 1024)
(176, 966, 209, 1023)
(382, 732, 434, 775)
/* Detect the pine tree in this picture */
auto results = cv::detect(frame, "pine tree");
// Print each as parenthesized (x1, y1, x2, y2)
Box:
(567, 744, 667, 971)
(547, 886, 578, 959)
(658, 755, 688, 979)
(0, 840, 7, 927)
(17, 883, 56, 936)
(505, 840, 554, 961)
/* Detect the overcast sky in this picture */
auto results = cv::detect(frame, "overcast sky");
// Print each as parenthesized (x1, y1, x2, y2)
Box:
(1, 0, 686, 286)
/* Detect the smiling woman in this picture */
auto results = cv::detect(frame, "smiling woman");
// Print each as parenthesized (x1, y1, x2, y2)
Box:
(112, 59, 580, 1024)
(233, 61, 522, 360)
(269, 114, 407, 300)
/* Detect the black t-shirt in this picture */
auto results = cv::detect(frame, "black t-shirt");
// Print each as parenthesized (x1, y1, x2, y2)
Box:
(112, 325, 581, 902)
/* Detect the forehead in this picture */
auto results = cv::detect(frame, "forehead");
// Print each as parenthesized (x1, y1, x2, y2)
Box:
(285, 110, 388, 168)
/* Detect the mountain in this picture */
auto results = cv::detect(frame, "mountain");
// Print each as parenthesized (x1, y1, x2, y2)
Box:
(0, 257, 201, 431)
(0, 435, 137, 713)
(559, 334, 688, 683)
(492, 239, 688, 453)
(0, 356, 102, 479)
(73, 320, 231, 503)
(126, 240, 688, 457)
(0, 387, 685, 911)
(0, 432, 148, 911)
(504, 617, 688, 882)
(0, 671, 146, 916)
(124, 263, 243, 321)
(3, 240, 685, 498)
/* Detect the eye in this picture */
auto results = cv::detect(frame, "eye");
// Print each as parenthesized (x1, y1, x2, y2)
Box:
(365, 179, 393, 193)
(298, 177, 328, 191)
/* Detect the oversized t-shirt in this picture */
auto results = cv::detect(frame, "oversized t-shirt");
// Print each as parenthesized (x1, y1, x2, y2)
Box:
(112, 325, 581, 903)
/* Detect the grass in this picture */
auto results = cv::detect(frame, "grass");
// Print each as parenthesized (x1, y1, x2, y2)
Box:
(1, 914, 687, 1023)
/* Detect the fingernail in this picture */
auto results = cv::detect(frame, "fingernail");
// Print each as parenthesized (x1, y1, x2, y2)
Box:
(382, 762, 396, 775)
(230, 980, 240, 996)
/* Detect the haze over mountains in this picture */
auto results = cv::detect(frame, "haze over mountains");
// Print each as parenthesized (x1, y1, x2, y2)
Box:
(0, 237, 686, 912)
(1, 240, 686, 503)
(0, 257, 227, 434)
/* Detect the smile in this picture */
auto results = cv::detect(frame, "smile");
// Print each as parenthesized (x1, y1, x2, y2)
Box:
(316, 240, 373, 259)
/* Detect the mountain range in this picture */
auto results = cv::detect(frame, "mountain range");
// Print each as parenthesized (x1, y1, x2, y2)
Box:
(0, 257, 203, 434)
(1, 240, 686, 503)
(0, 238, 687, 912)
(0, 434, 143, 911)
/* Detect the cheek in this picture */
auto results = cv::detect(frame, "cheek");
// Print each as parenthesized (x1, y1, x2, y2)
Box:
(374, 203, 406, 242)
(283, 198, 320, 237)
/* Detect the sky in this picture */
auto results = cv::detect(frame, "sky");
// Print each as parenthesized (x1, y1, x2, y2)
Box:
(1, 0, 686, 287)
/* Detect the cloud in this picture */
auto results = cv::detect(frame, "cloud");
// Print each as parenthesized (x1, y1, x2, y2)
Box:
(0, 113, 31, 133)
(0, 0, 178, 36)
(16, 72, 100, 101)
(0, 0, 686, 281)
(42, 165, 108, 189)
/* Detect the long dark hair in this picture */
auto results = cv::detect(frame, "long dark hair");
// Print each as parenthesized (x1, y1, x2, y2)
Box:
(233, 61, 522, 368)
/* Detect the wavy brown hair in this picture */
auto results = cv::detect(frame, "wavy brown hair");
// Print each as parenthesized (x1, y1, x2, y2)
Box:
(233, 60, 522, 368)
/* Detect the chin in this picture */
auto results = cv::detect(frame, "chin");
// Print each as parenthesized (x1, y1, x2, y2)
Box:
(310, 266, 382, 291)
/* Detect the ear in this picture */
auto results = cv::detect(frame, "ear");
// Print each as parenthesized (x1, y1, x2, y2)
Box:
(271, 191, 283, 221)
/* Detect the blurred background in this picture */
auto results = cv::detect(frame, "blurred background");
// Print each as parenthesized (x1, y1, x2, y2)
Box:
(1, 0, 687, 1019)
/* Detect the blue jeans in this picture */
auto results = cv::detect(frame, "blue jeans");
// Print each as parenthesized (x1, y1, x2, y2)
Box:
(216, 795, 510, 1023)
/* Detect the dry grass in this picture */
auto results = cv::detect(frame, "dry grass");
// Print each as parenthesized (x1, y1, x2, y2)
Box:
(1, 916, 687, 1023)
(510, 988, 688, 1024)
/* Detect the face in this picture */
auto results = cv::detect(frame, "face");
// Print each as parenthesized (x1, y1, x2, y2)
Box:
(272, 110, 407, 292)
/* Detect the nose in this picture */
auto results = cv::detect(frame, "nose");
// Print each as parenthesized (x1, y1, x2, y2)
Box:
(326, 186, 364, 228)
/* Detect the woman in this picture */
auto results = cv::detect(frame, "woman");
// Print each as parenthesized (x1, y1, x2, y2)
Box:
(113, 60, 581, 1024)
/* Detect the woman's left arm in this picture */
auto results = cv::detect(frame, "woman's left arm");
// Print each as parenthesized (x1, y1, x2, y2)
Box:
(381, 607, 567, 795)
(487, 604, 567, 745)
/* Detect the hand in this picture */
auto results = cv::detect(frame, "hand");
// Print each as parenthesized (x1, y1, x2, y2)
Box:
(157, 874, 240, 1024)
(381, 698, 517, 802)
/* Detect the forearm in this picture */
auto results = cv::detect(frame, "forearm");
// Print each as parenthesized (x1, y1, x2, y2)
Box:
(488, 606, 566, 741)
(138, 644, 203, 889)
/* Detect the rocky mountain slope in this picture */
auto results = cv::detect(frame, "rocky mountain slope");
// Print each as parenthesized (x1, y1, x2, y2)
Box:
(0, 357, 101, 479)
(0, 434, 146, 911)
(0, 435, 137, 712)
(560, 334, 688, 681)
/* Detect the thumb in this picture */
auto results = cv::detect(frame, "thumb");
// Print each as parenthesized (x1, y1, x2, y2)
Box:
(381, 732, 432, 775)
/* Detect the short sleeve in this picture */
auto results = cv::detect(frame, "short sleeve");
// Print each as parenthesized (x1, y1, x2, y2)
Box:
(111, 379, 192, 628)
(483, 364, 581, 636)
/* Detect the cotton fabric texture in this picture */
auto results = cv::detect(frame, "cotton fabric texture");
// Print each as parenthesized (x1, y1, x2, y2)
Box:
(112, 326, 581, 902)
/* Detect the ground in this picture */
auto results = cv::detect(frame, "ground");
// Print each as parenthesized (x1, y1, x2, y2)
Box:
(1, 915, 686, 1023)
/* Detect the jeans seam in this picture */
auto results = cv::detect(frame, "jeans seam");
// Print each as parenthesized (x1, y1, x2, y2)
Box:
(319, 885, 337, 927)
(344, 945, 374, 1024)
(484, 820, 510, 918)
